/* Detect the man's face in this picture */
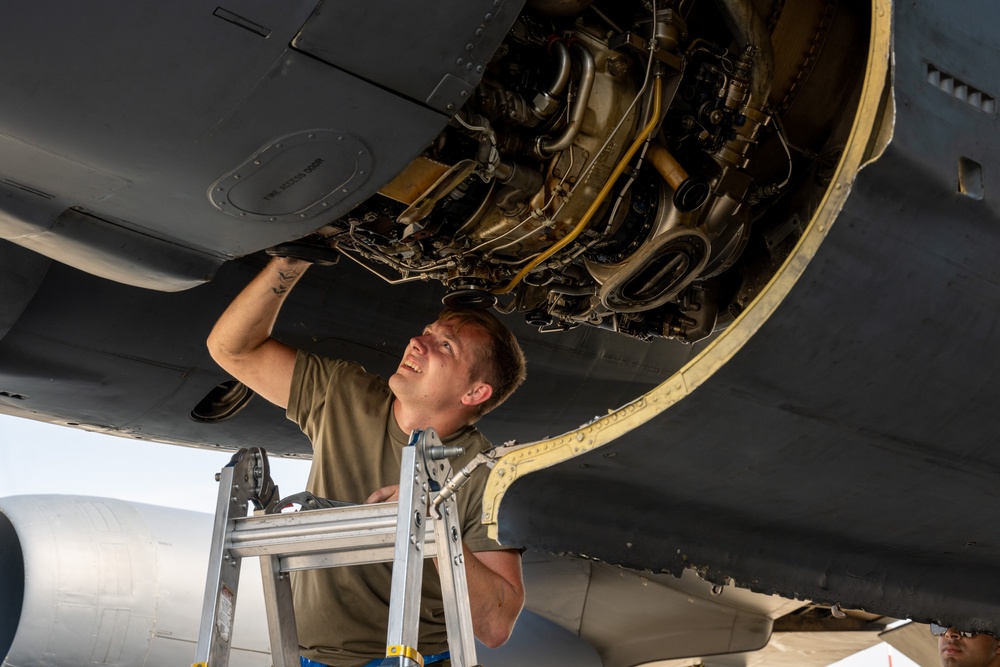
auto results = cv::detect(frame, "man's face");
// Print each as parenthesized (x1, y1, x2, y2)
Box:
(939, 628, 1000, 667)
(388, 319, 490, 415)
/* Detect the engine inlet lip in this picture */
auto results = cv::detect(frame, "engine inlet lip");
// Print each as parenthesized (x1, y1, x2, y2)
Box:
(0, 511, 25, 658)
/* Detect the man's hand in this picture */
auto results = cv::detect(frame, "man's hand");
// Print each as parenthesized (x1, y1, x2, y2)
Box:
(364, 484, 400, 504)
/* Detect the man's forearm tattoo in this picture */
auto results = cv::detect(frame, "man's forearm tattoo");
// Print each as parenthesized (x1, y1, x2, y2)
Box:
(271, 269, 298, 297)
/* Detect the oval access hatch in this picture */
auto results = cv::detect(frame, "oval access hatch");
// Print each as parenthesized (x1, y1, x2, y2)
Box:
(209, 129, 373, 222)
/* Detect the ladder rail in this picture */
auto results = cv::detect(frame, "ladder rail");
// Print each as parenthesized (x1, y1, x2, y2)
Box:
(385, 444, 429, 662)
(193, 449, 266, 667)
(429, 471, 478, 666)
(260, 551, 299, 667)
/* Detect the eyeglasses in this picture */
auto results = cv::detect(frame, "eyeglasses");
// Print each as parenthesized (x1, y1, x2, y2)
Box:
(930, 623, 996, 639)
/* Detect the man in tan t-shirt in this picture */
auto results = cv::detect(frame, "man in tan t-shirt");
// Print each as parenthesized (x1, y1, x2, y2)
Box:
(208, 255, 527, 667)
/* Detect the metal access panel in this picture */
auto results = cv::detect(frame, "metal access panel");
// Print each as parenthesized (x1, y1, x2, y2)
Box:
(0, 1, 456, 289)
(292, 0, 526, 113)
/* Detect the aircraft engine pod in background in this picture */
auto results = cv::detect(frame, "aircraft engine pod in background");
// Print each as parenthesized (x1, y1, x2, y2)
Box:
(0, 495, 272, 666)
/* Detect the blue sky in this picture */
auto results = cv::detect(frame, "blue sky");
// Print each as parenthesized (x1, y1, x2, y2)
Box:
(0, 414, 311, 512)
(0, 414, 920, 667)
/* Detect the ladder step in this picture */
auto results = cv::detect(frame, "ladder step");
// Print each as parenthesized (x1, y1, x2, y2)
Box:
(228, 502, 439, 570)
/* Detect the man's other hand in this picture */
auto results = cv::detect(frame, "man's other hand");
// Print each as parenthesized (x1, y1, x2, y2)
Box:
(364, 484, 400, 504)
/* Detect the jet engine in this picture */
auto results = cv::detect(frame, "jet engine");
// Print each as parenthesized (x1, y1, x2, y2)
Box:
(296, 0, 869, 343)
(0, 495, 272, 667)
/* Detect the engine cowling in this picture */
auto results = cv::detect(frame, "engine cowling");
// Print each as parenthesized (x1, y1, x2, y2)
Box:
(0, 495, 271, 667)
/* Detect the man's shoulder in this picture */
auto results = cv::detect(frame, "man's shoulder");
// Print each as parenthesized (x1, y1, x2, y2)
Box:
(296, 351, 386, 386)
(290, 352, 392, 417)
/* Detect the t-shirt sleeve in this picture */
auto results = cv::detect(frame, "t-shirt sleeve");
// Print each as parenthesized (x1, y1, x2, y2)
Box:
(462, 501, 508, 553)
(287, 350, 386, 448)
(287, 350, 334, 445)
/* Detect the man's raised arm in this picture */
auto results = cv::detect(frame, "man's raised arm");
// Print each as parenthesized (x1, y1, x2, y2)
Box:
(207, 256, 309, 409)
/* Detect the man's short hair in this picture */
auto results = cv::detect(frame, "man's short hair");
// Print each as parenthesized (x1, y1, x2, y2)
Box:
(438, 308, 526, 418)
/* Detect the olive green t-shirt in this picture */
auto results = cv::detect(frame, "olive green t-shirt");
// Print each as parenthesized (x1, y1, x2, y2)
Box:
(287, 351, 506, 666)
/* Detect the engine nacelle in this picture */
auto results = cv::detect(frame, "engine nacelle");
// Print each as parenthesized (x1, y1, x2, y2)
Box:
(0, 495, 271, 666)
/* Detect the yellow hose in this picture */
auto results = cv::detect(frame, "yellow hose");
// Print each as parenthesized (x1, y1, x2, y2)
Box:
(493, 75, 664, 294)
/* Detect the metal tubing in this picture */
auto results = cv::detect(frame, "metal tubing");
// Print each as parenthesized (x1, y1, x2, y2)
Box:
(228, 503, 438, 560)
(433, 501, 478, 666)
(496, 75, 664, 294)
(230, 507, 394, 548)
(260, 552, 299, 667)
(422, 430, 478, 667)
(647, 143, 710, 211)
(715, 0, 774, 105)
(537, 42, 597, 155)
(540, 40, 571, 101)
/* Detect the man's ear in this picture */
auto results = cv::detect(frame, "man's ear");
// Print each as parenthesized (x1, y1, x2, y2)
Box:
(462, 382, 493, 407)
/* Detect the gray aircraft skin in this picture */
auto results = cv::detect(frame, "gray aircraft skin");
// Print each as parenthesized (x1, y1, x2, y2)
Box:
(0, 0, 998, 662)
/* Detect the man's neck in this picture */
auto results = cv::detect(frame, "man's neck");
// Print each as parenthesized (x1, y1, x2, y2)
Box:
(392, 399, 468, 439)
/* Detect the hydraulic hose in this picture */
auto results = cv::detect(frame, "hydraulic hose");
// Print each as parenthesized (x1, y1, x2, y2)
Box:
(494, 75, 664, 294)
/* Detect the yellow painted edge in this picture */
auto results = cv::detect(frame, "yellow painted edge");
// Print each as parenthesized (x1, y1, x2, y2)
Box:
(484, 0, 894, 541)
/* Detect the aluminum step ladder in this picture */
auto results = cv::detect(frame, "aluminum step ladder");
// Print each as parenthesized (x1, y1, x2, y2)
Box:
(192, 428, 482, 667)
